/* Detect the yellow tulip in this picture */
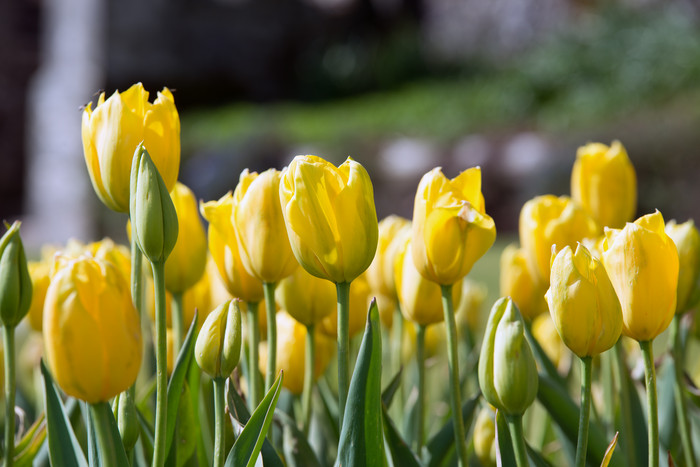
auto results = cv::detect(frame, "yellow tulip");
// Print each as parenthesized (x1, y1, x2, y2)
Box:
(165, 182, 207, 294)
(665, 219, 700, 313)
(279, 155, 378, 284)
(395, 236, 461, 327)
(366, 215, 411, 297)
(473, 406, 497, 467)
(519, 195, 598, 287)
(455, 279, 488, 333)
(531, 313, 569, 371)
(195, 300, 242, 379)
(602, 211, 679, 341)
(275, 264, 336, 327)
(259, 311, 334, 395)
(26, 261, 50, 331)
(81, 83, 180, 213)
(181, 264, 214, 331)
(571, 141, 636, 229)
(499, 244, 547, 322)
(411, 167, 496, 285)
(545, 244, 622, 357)
(232, 169, 297, 283)
(318, 274, 371, 339)
(373, 292, 396, 329)
(200, 193, 264, 303)
(43, 256, 142, 403)
(89, 238, 131, 284)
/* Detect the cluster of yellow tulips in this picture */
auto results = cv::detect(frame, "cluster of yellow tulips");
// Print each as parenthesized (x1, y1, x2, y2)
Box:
(1, 82, 699, 467)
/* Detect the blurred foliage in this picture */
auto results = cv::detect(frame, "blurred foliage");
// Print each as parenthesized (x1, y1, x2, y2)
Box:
(182, 5, 700, 153)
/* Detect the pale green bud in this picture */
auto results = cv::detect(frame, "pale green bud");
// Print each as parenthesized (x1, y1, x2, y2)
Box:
(195, 300, 242, 379)
(0, 221, 32, 328)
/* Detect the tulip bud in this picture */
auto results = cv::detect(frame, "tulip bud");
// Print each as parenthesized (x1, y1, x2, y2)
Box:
(233, 169, 298, 283)
(545, 244, 622, 357)
(43, 256, 142, 403)
(455, 279, 488, 334)
(129, 144, 179, 264)
(519, 195, 598, 287)
(665, 219, 700, 313)
(275, 265, 336, 327)
(499, 244, 547, 321)
(279, 155, 379, 284)
(26, 261, 50, 331)
(0, 221, 33, 328)
(366, 215, 411, 297)
(602, 211, 679, 341)
(411, 167, 496, 285)
(165, 182, 207, 294)
(473, 406, 497, 467)
(82, 83, 180, 213)
(195, 300, 242, 379)
(478, 297, 538, 416)
(571, 141, 636, 229)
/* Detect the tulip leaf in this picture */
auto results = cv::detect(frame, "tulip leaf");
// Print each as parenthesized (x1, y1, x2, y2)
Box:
(225, 371, 284, 467)
(137, 408, 155, 461)
(658, 357, 678, 452)
(317, 376, 340, 442)
(382, 402, 421, 467)
(601, 432, 620, 467)
(381, 367, 404, 408)
(495, 410, 517, 467)
(89, 400, 131, 467)
(12, 414, 46, 467)
(276, 410, 323, 467)
(612, 344, 648, 467)
(166, 311, 198, 456)
(523, 320, 567, 390)
(226, 379, 285, 467)
(336, 301, 386, 467)
(40, 360, 89, 467)
(425, 393, 480, 467)
(537, 373, 626, 467)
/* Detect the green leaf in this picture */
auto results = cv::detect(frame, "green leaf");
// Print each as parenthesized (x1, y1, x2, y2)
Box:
(276, 411, 323, 467)
(137, 408, 155, 461)
(12, 414, 46, 467)
(225, 371, 283, 467)
(495, 410, 517, 467)
(381, 367, 403, 408)
(317, 376, 340, 442)
(166, 311, 199, 456)
(425, 393, 480, 467)
(89, 401, 130, 467)
(165, 382, 197, 467)
(523, 320, 567, 390)
(613, 346, 648, 467)
(537, 373, 626, 467)
(40, 360, 89, 467)
(336, 300, 386, 467)
(658, 357, 677, 452)
(382, 403, 421, 467)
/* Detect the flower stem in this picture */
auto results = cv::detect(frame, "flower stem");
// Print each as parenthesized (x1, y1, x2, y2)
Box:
(151, 261, 168, 467)
(336, 281, 351, 430)
(640, 340, 659, 467)
(440, 284, 468, 466)
(172, 292, 184, 355)
(575, 356, 593, 467)
(506, 414, 529, 467)
(246, 301, 260, 410)
(3, 326, 15, 467)
(415, 323, 426, 458)
(213, 377, 226, 467)
(670, 315, 695, 467)
(302, 324, 316, 435)
(263, 282, 277, 392)
(90, 401, 129, 467)
(612, 340, 637, 467)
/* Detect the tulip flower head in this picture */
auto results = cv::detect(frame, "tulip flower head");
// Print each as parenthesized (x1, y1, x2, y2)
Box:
(546, 244, 622, 358)
(0, 221, 32, 329)
(500, 244, 547, 321)
(665, 219, 700, 313)
(82, 83, 180, 212)
(195, 300, 242, 379)
(571, 141, 636, 229)
(26, 261, 50, 331)
(366, 215, 411, 297)
(411, 167, 496, 286)
(602, 211, 679, 342)
(275, 265, 336, 327)
(279, 155, 379, 284)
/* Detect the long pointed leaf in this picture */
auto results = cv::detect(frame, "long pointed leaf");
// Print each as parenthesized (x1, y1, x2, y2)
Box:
(13, 414, 46, 467)
(425, 393, 480, 467)
(225, 371, 284, 467)
(382, 367, 404, 408)
(336, 300, 386, 467)
(495, 410, 517, 467)
(276, 411, 323, 467)
(382, 403, 421, 467)
(40, 360, 88, 467)
(90, 401, 130, 467)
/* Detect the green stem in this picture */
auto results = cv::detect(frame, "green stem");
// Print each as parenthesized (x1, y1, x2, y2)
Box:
(263, 282, 277, 392)
(415, 324, 426, 458)
(130, 229, 144, 317)
(575, 356, 593, 467)
(440, 284, 468, 466)
(612, 340, 636, 467)
(601, 350, 615, 435)
(151, 261, 168, 467)
(172, 292, 185, 355)
(213, 377, 226, 467)
(671, 315, 695, 467)
(90, 401, 129, 467)
(506, 414, 529, 467)
(3, 326, 15, 467)
(302, 324, 316, 435)
(246, 301, 260, 410)
(336, 281, 351, 430)
(640, 340, 659, 467)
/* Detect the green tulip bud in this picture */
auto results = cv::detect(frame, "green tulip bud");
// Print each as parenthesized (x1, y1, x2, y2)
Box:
(129, 143, 179, 264)
(478, 297, 538, 416)
(195, 300, 242, 379)
(0, 221, 32, 328)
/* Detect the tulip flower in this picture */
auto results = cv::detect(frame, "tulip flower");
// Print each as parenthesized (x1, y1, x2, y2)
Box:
(665, 219, 700, 314)
(279, 154, 378, 429)
(276, 265, 336, 328)
(473, 407, 497, 467)
(571, 140, 636, 229)
(479, 297, 538, 467)
(26, 261, 50, 332)
(531, 314, 568, 371)
(602, 211, 679, 467)
(82, 82, 180, 213)
(519, 195, 598, 287)
(366, 215, 411, 298)
(90, 238, 132, 284)
(500, 244, 547, 321)
(43, 256, 142, 403)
